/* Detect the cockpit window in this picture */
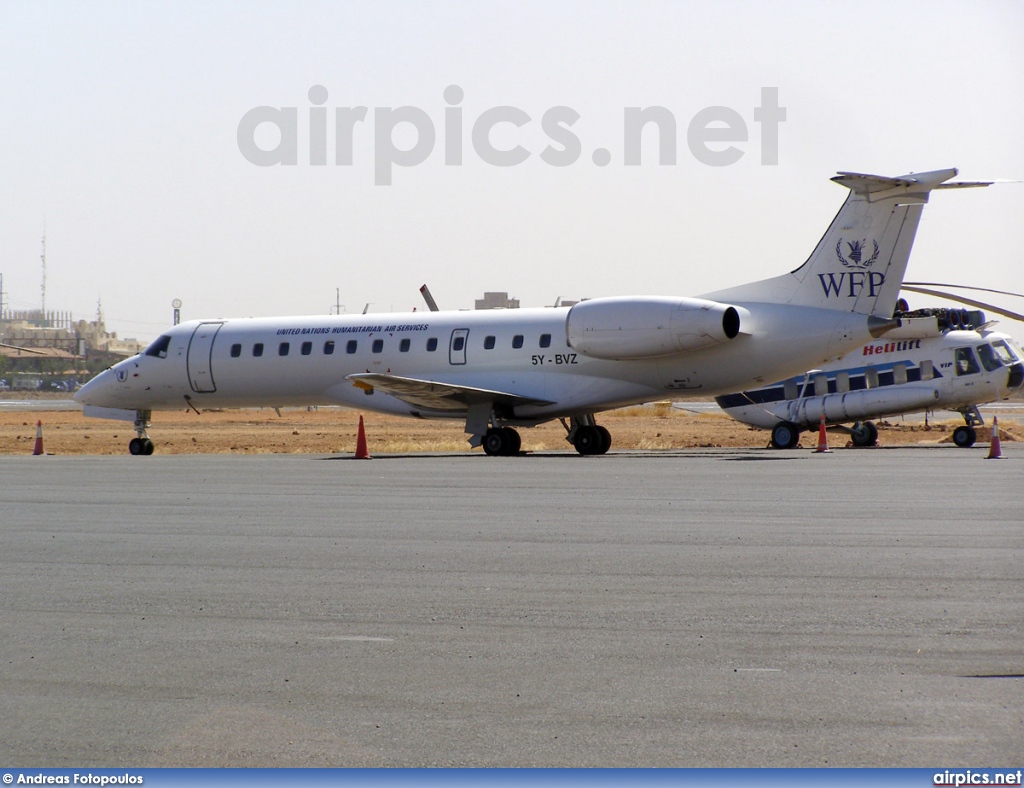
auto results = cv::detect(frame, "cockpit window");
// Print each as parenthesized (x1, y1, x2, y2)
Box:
(954, 347, 980, 376)
(977, 343, 1003, 372)
(144, 335, 171, 359)
(991, 339, 1021, 365)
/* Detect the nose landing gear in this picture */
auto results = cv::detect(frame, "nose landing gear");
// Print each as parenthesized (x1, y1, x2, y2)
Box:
(128, 410, 155, 455)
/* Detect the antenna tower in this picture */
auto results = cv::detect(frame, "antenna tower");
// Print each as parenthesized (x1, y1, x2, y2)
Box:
(40, 221, 47, 322)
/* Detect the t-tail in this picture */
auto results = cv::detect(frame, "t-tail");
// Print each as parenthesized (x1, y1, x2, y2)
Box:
(703, 168, 991, 318)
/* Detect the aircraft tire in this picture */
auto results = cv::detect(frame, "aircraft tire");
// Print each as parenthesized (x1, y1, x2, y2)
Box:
(770, 421, 800, 450)
(143, 438, 155, 455)
(501, 427, 521, 455)
(573, 425, 602, 455)
(952, 425, 977, 448)
(483, 428, 508, 456)
(595, 426, 612, 455)
(129, 438, 146, 456)
(850, 421, 878, 447)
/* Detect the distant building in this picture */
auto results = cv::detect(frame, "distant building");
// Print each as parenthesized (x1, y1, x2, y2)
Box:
(474, 292, 520, 310)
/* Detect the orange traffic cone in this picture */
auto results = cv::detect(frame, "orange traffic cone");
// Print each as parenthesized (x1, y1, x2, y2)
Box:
(985, 416, 1002, 460)
(814, 414, 831, 453)
(32, 420, 44, 455)
(354, 415, 371, 459)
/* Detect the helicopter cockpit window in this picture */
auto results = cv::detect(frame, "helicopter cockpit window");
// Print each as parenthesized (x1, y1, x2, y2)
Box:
(144, 335, 171, 359)
(954, 347, 980, 376)
(977, 343, 1003, 372)
(991, 339, 1021, 366)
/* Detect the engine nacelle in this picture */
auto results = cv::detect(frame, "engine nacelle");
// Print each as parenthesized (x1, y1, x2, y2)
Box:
(566, 296, 746, 360)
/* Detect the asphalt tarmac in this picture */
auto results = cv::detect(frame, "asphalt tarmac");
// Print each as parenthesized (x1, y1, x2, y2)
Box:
(1, 446, 1021, 767)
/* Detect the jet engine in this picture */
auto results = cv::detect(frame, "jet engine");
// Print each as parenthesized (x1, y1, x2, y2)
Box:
(565, 296, 747, 360)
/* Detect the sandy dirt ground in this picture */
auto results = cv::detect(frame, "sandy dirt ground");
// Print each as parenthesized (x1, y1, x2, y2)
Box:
(3, 396, 1020, 455)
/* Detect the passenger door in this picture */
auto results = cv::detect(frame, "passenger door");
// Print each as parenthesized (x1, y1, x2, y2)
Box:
(449, 328, 469, 365)
(187, 322, 224, 393)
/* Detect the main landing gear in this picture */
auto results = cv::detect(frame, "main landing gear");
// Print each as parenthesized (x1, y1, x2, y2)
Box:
(951, 405, 983, 448)
(128, 410, 155, 455)
(482, 426, 522, 456)
(770, 421, 801, 449)
(562, 414, 612, 456)
(848, 421, 879, 447)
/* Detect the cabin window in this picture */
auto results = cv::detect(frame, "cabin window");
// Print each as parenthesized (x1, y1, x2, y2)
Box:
(539, 333, 551, 348)
(372, 339, 384, 353)
(452, 336, 465, 352)
(977, 343, 1002, 372)
(144, 335, 171, 359)
(813, 374, 827, 396)
(346, 340, 358, 354)
(400, 338, 411, 352)
(954, 347, 979, 376)
(991, 339, 1020, 365)
(893, 362, 908, 385)
(324, 341, 335, 355)
(253, 343, 264, 357)
(783, 379, 799, 401)
(426, 337, 438, 352)
(301, 341, 312, 356)
(513, 334, 524, 349)
(865, 366, 879, 389)
(279, 342, 290, 356)
(230, 344, 242, 358)
(484, 336, 496, 350)
(918, 359, 934, 380)
(835, 372, 850, 393)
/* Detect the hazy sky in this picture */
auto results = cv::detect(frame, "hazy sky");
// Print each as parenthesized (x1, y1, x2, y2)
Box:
(2, 0, 1023, 344)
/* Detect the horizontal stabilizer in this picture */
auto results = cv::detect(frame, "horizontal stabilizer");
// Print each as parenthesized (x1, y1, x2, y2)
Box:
(831, 168, 991, 203)
(345, 373, 555, 413)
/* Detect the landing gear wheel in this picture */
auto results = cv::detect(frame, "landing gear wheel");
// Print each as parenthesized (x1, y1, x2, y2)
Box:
(501, 427, 521, 455)
(850, 421, 878, 447)
(595, 425, 612, 455)
(128, 437, 154, 456)
(952, 425, 977, 448)
(573, 425, 603, 455)
(770, 421, 801, 449)
(483, 428, 509, 456)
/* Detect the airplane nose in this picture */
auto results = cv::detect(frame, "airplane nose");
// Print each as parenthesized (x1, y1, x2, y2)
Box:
(74, 368, 114, 406)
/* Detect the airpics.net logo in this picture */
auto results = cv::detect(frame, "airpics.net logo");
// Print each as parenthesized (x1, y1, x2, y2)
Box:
(237, 85, 786, 185)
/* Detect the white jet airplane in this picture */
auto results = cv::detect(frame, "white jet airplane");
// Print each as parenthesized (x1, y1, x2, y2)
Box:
(715, 305, 1024, 448)
(75, 167, 990, 456)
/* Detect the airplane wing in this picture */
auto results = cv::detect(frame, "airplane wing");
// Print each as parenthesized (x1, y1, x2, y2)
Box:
(345, 373, 555, 412)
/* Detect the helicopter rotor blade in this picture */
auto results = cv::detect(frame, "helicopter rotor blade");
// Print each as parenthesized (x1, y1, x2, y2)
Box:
(900, 285, 1024, 322)
(903, 282, 1024, 300)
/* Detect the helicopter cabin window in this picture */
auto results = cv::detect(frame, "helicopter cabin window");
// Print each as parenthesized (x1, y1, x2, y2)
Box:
(864, 366, 879, 389)
(346, 340, 357, 354)
(918, 359, 934, 380)
(783, 379, 799, 401)
(372, 339, 384, 353)
(399, 338, 410, 352)
(301, 341, 312, 356)
(513, 334, 524, 349)
(484, 336, 496, 350)
(991, 339, 1021, 365)
(976, 343, 1002, 372)
(893, 362, 908, 385)
(253, 343, 264, 357)
(835, 372, 850, 393)
(813, 374, 827, 396)
(144, 335, 171, 359)
(426, 337, 438, 352)
(230, 344, 242, 358)
(323, 341, 335, 355)
(954, 347, 979, 376)
(539, 334, 552, 348)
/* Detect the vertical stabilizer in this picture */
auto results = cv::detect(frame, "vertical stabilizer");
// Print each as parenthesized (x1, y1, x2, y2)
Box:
(703, 168, 987, 316)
